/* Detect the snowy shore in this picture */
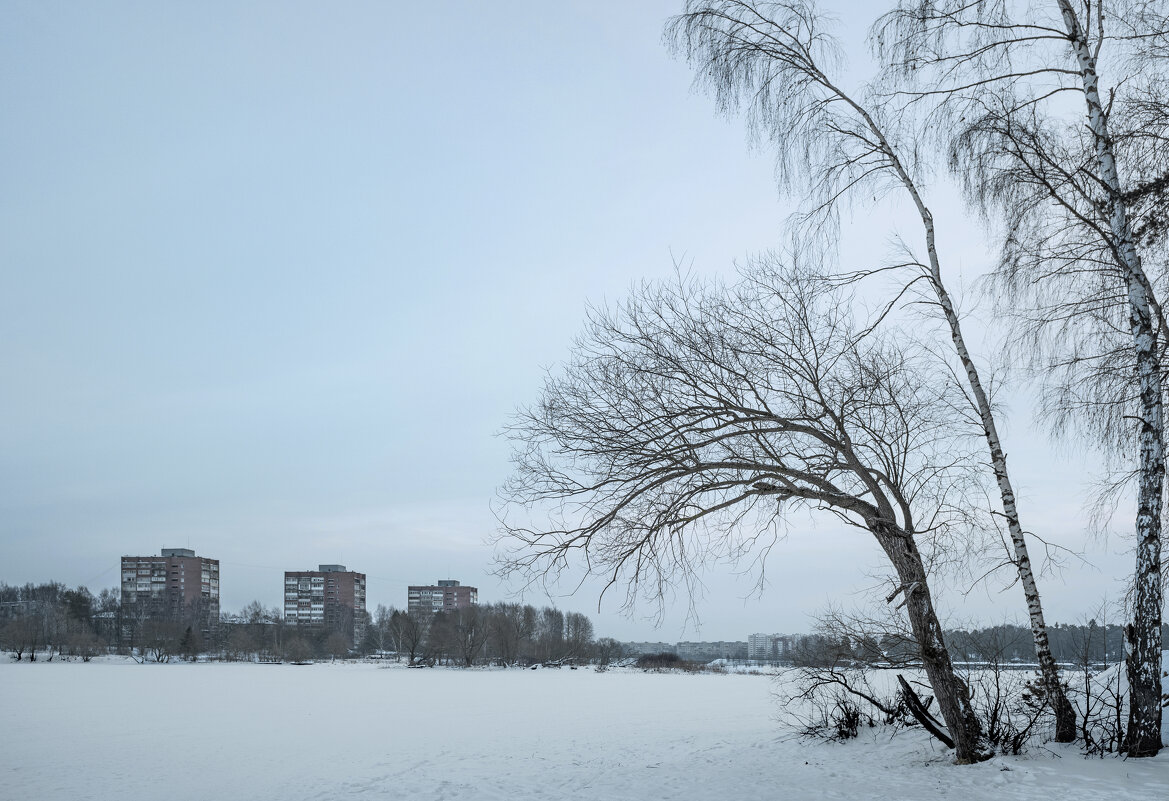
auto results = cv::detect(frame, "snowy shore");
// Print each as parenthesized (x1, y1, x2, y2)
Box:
(1, 658, 1165, 800)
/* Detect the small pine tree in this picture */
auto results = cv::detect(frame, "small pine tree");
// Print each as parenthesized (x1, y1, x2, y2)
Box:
(179, 626, 197, 661)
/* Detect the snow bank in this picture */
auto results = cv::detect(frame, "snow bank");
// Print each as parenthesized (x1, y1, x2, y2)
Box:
(0, 659, 1164, 800)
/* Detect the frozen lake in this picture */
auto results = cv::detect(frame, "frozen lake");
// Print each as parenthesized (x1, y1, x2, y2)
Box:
(1, 659, 1165, 800)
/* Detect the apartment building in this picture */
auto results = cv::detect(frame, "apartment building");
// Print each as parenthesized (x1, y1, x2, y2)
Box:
(675, 641, 748, 661)
(622, 641, 748, 660)
(747, 632, 796, 660)
(407, 579, 477, 615)
(623, 641, 678, 656)
(284, 564, 366, 643)
(120, 547, 220, 633)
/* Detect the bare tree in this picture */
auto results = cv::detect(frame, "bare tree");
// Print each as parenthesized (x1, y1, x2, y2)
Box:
(451, 606, 490, 667)
(37, 603, 66, 662)
(380, 606, 412, 661)
(223, 625, 256, 662)
(536, 607, 566, 663)
(1, 613, 41, 661)
(499, 263, 989, 761)
(875, 0, 1165, 757)
(396, 609, 429, 665)
(141, 619, 182, 663)
(593, 637, 625, 667)
(284, 636, 312, 665)
(368, 604, 390, 655)
(565, 612, 596, 662)
(666, 0, 1076, 743)
(813, 605, 920, 669)
(325, 632, 351, 661)
(424, 611, 455, 665)
(95, 587, 121, 652)
(487, 602, 537, 665)
(65, 630, 103, 662)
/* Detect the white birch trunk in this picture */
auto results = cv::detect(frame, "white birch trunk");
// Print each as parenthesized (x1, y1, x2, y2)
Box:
(833, 90, 1078, 741)
(1055, 0, 1164, 757)
(916, 215, 1078, 741)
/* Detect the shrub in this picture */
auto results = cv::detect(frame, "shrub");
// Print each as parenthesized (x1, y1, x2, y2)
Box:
(636, 652, 683, 670)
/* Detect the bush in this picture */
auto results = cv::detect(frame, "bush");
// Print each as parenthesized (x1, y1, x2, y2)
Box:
(636, 652, 683, 670)
(779, 666, 907, 743)
(966, 668, 1049, 755)
(830, 696, 865, 740)
(284, 638, 312, 664)
(65, 631, 103, 662)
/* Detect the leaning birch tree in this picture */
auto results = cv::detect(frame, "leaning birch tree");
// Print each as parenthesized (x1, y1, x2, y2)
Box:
(666, 0, 1077, 742)
(498, 264, 990, 762)
(875, 0, 1166, 757)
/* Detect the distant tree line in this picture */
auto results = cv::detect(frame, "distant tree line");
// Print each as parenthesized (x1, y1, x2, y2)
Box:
(218, 601, 621, 666)
(0, 580, 219, 662)
(362, 602, 621, 667)
(0, 582, 119, 661)
(0, 581, 620, 667)
(789, 622, 1169, 671)
(7, 580, 1160, 675)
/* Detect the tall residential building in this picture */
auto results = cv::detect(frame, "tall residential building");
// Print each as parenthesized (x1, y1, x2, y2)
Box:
(748, 632, 794, 660)
(284, 564, 367, 643)
(120, 548, 220, 634)
(407, 579, 478, 615)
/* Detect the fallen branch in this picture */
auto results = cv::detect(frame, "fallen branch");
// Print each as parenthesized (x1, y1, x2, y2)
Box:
(897, 674, 954, 749)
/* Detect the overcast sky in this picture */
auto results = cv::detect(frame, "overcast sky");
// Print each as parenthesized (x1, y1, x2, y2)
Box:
(0, 1, 1139, 641)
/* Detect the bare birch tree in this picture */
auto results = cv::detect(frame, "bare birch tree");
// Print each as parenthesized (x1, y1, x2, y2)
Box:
(498, 264, 990, 761)
(875, 0, 1165, 757)
(666, 0, 1077, 742)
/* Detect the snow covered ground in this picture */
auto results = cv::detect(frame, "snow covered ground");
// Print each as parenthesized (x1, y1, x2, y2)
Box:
(1, 658, 1165, 800)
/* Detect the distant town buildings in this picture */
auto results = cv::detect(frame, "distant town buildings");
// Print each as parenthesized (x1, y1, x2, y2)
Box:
(622, 636, 811, 662)
(677, 641, 748, 661)
(112, 549, 783, 660)
(623, 641, 676, 656)
(407, 579, 478, 615)
(120, 548, 220, 636)
(623, 640, 749, 661)
(284, 564, 367, 643)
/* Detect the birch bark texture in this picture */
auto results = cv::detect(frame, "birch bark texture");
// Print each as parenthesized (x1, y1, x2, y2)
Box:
(1054, 0, 1164, 757)
(876, 0, 1164, 756)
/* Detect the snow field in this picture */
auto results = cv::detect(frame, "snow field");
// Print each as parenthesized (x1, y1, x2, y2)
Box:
(0, 659, 1165, 800)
